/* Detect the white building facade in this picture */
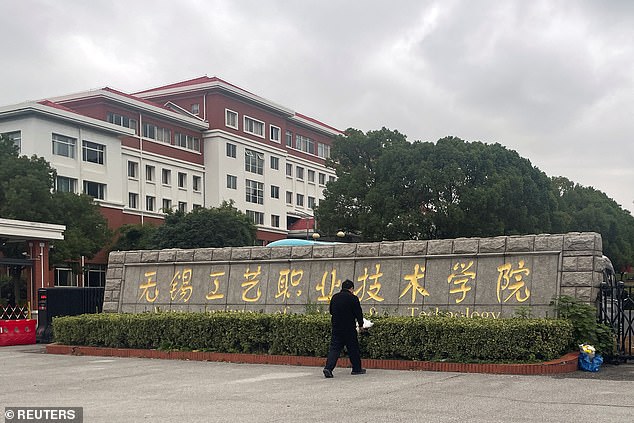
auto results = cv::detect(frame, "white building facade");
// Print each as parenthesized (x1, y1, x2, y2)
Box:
(0, 77, 341, 285)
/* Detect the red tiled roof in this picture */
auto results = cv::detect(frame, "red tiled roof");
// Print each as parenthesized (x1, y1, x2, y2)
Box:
(294, 112, 344, 134)
(101, 87, 174, 112)
(35, 100, 127, 132)
(134, 76, 219, 94)
(134, 75, 258, 97)
(37, 99, 80, 114)
(134, 76, 342, 133)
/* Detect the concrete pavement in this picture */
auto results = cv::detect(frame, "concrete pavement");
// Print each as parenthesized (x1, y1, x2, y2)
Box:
(1, 344, 633, 423)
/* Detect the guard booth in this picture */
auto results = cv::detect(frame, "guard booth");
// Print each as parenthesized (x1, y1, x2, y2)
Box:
(1, 218, 66, 346)
(36, 287, 104, 343)
(0, 218, 66, 320)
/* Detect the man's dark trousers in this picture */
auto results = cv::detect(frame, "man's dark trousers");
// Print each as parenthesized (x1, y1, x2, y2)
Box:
(325, 328, 362, 372)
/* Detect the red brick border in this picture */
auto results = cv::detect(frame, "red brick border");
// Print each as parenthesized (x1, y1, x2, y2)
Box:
(45, 344, 579, 375)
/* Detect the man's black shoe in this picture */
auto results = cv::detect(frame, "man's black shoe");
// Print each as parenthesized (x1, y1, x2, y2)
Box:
(323, 368, 334, 378)
(351, 369, 366, 375)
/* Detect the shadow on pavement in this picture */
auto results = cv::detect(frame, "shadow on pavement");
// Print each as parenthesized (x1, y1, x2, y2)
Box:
(553, 362, 634, 381)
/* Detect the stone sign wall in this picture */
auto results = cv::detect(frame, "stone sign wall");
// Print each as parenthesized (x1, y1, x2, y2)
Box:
(103, 232, 607, 318)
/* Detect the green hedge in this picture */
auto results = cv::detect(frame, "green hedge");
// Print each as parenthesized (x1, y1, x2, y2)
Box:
(53, 312, 573, 363)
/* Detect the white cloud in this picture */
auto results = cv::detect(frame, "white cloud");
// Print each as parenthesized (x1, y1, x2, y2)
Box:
(1, 0, 632, 212)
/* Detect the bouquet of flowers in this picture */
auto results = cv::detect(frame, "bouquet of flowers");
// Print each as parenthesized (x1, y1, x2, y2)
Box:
(357, 318, 374, 333)
(578, 343, 602, 372)
(579, 343, 596, 359)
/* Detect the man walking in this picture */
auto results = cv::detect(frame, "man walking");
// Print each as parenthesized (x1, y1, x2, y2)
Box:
(323, 279, 366, 378)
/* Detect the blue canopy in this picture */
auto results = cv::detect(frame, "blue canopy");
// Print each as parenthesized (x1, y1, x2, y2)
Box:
(266, 239, 336, 247)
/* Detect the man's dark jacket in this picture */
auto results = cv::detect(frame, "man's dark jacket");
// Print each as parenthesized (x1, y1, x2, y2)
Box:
(329, 289, 364, 333)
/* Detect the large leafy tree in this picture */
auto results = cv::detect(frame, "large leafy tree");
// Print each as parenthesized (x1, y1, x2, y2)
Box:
(0, 136, 55, 221)
(110, 223, 158, 252)
(316, 128, 407, 239)
(317, 130, 555, 241)
(317, 128, 634, 270)
(149, 201, 256, 249)
(551, 177, 634, 271)
(48, 192, 112, 267)
(426, 137, 555, 238)
(0, 134, 111, 267)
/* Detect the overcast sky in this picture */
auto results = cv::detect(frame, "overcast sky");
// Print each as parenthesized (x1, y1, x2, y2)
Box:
(1, 0, 633, 213)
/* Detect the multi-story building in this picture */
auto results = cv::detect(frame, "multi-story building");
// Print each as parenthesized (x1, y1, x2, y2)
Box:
(0, 76, 341, 287)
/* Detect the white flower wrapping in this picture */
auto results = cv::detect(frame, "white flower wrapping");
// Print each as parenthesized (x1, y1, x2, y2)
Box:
(357, 318, 374, 332)
(579, 343, 596, 359)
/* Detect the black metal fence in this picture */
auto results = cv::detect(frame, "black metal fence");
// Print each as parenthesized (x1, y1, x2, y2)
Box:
(36, 287, 104, 343)
(597, 281, 634, 362)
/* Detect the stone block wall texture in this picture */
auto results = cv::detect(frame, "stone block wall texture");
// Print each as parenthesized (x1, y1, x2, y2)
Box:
(103, 232, 606, 318)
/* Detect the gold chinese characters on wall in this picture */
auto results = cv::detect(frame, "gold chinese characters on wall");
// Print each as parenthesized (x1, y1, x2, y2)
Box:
(136, 259, 534, 307)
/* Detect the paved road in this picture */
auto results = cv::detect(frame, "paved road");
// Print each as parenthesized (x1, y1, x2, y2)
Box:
(1, 344, 633, 423)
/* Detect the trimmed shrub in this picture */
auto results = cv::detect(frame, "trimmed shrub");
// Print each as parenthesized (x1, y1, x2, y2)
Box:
(361, 317, 572, 362)
(551, 295, 616, 355)
(53, 312, 573, 363)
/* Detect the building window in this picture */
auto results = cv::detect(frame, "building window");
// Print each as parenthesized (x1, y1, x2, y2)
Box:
(83, 181, 106, 200)
(308, 196, 316, 210)
(128, 193, 138, 209)
(52, 133, 76, 158)
(226, 142, 236, 158)
(107, 112, 137, 133)
(175, 132, 200, 151)
(178, 172, 187, 188)
(178, 201, 187, 213)
(285, 130, 293, 147)
(270, 125, 281, 142)
(329, 176, 336, 183)
(318, 143, 331, 159)
(127, 161, 138, 178)
(82, 140, 105, 164)
(162, 199, 172, 212)
(244, 116, 265, 137)
(246, 179, 264, 204)
(271, 185, 279, 199)
(319, 173, 326, 185)
(246, 210, 264, 225)
(308, 169, 315, 183)
(146, 195, 155, 212)
(286, 163, 292, 177)
(245, 149, 264, 175)
(162, 169, 171, 185)
(2, 131, 21, 152)
(295, 134, 315, 154)
(296, 193, 304, 207)
(55, 268, 76, 287)
(143, 123, 171, 143)
(191, 104, 200, 115)
(271, 215, 280, 228)
(84, 265, 106, 288)
(55, 176, 77, 193)
(227, 174, 237, 189)
(226, 109, 238, 129)
(193, 175, 202, 192)
(286, 191, 293, 204)
(193, 204, 202, 210)
(146, 165, 155, 182)
(296, 166, 304, 180)
(270, 156, 279, 170)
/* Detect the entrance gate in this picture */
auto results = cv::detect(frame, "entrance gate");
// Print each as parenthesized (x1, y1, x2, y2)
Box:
(598, 275, 634, 362)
